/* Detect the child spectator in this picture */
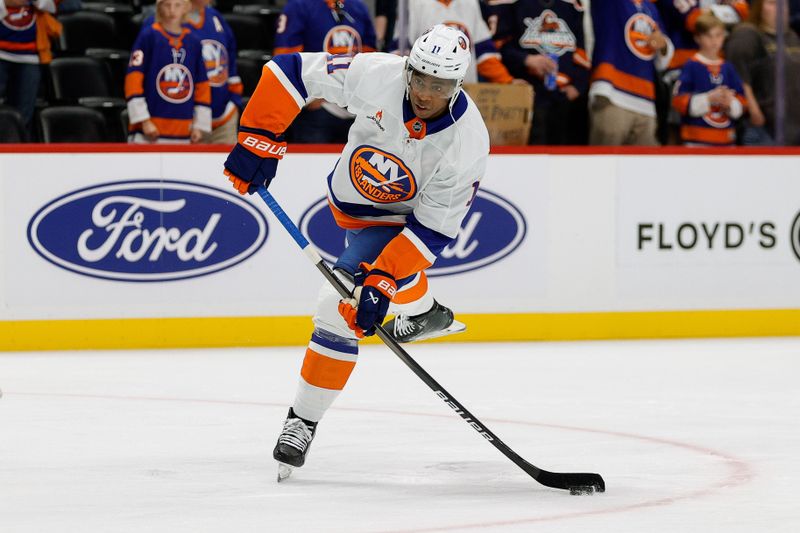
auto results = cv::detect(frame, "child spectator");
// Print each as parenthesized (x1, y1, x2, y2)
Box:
(143, 0, 243, 144)
(125, 0, 211, 144)
(672, 13, 746, 146)
(0, 0, 61, 132)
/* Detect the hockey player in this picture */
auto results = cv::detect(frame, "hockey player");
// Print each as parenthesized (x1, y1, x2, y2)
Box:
(125, 0, 211, 144)
(221, 24, 489, 479)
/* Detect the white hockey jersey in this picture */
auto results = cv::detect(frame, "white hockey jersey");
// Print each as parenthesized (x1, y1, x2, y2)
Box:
(240, 51, 489, 279)
(391, 0, 512, 84)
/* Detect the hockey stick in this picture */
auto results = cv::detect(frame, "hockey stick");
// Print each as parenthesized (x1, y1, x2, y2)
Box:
(257, 187, 605, 494)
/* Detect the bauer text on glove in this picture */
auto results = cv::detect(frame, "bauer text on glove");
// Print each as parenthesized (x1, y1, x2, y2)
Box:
(223, 129, 287, 195)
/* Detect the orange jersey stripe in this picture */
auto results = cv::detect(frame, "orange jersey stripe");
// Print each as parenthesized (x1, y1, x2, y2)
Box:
(228, 81, 243, 95)
(373, 233, 433, 280)
(668, 48, 696, 70)
(129, 117, 193, 137)
(124, 71, 145, 99)
(393, 272, 428, 305)
(734, 2, 749, 20)
(300, 348, 356, 390)
(327, 200, 403, 230)
(0, 40, 37, 52)
(240, 65, 303, 135)
(592, 62, 654, 100)
(194, 80, 211, 106)
(672, 93, 691, 116)
(477, 57, 514, 84)
(273, 45, 304, 55)
(680, 124, 736, 145)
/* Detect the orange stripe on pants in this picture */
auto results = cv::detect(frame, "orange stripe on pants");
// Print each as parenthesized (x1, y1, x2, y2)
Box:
(300, 348, 356, 390)
(393, 272, 428, 305)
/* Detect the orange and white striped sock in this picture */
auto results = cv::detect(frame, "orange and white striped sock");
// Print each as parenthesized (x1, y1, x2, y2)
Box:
(292, 329, 359, 422)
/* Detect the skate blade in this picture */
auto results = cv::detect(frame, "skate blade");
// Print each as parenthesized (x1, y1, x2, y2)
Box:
(411, 320, 466, 342)
(277, 463, 294, 482)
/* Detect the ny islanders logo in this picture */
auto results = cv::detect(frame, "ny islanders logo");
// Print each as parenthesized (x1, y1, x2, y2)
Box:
(324, 25, 363, 55)
(625, 13, 659, 60)
(157, 63, 194, 104)
(349, 146, 416, 203)
(519, 10, 577, 56)
(2, 6, 35, 31)
(201, 39, 229, 87)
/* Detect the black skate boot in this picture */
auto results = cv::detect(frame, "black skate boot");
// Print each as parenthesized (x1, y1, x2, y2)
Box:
(383, 300, 465, 343)
(273, 408, 317, 482)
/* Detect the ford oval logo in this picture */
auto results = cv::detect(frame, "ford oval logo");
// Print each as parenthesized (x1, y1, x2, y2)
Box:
(299, 190, 526, 276)
(27, 180, 268, 282)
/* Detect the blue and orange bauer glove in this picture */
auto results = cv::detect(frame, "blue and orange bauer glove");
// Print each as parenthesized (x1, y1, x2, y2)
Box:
(338, 262, 397, 338)
(223, 128, 287, 195)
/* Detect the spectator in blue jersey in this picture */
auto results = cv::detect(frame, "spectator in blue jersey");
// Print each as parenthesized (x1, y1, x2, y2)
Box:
(588, 0, 674, 145)
(672, 13, 746, 146)
(273, 0, 376, 143)
(493, 0, 590, 144)
(142, 0, 243, 144)
(0, 0, 60, 132)
(726, 0, 800, 145)
(125, 0, 211, 143)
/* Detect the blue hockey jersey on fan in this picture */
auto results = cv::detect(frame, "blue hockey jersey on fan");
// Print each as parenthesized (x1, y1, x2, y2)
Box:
(672, 54, 746, 146)
(273, 0, 376, 55)
(125, 23, 211, 142)
(657, 0, 749, 70)
(0, 0, 56, 64)
(494, 0, 590, 105)
(589, 0, 673, 117)
(144, 7, 242, 128)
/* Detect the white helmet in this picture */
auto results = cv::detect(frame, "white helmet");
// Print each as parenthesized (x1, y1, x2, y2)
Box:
(407, 24, 471, 82)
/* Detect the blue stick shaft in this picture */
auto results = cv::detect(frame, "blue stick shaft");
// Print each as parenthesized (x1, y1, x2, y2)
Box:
(257, 187, 310, 250)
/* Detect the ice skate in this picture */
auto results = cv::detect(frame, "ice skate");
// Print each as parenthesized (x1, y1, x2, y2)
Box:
(273, 408, 317, 482)
(383, 300, 466, 343)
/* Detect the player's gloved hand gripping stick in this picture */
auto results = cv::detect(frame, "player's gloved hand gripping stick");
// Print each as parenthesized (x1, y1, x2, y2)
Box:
(256, 186, 605, 495)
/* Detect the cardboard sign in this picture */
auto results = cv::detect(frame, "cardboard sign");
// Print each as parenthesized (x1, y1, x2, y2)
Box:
(463, 83, 534, 146)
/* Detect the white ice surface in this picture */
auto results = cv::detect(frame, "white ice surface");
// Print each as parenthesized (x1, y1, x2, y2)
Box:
(1, 338, 799, 532)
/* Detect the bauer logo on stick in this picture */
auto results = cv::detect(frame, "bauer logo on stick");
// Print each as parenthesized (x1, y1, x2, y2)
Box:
(27, 180, 268, 282)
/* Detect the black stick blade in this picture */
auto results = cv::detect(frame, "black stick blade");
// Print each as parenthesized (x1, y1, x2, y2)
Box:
(537, 471, 606, 494)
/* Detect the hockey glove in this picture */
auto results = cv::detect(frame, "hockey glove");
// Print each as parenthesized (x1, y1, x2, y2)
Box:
(223, 130, 287, 195)
(338, 263, 397, 338)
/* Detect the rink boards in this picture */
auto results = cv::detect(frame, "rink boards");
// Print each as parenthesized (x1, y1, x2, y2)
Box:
(1, 145, 799, 350)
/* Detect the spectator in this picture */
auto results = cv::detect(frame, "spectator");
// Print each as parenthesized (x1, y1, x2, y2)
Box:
(672, 13, 746, 146)
(144, 0, 243, 144)
(0, 0, 61, 132)
(726, 0, 800, 145)
(392, 0, 520, 85)
(494, 0, 590, 144)
(588, 0, 674, 146)
(125, 0, 211, 143)
(374, 0, 396, 52)
(273, 0, 376, 143)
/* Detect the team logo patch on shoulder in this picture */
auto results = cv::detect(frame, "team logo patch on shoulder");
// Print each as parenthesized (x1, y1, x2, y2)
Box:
(157, 63, 194, 103)
(349, 146, 416, 204)
(625, 13, 658, 61)
(201, 39, 229, 87)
